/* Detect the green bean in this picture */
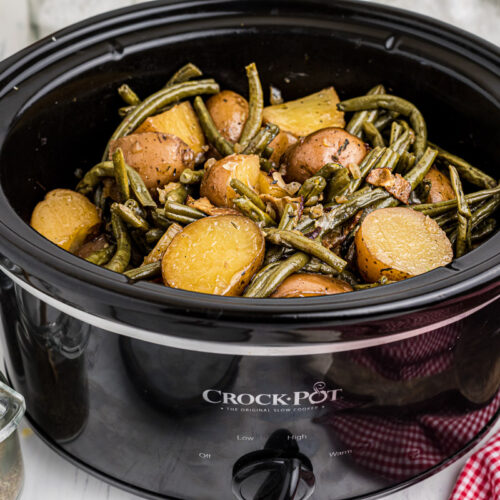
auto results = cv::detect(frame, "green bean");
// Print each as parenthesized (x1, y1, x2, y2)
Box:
(354, 277, 395, 290)
(164, 200, 205, 220)
(165, 185, 188, 204)
(118, 84, 141, 106)
(338, 95, 427, 160)
(344, 147, 385, 195)
(111, 202, 149, 231)
(112, 148, 130, 202)
(193, 96, 235, 156)
(238, 63, 264, 148)
(471, 218, 496, 242)
(233, 197, 276, 226)
(166, 63, 203, 87)
(124, 199, 146, 218)
(326, 168, 351, 202)
(243, 262, 281, 296)
(244, 252, 310, 298)
(242, 124, 279, 155)
(265, 229, 347, 272)
(362, 121, 385, 148)
(389, 121, 403, 145)
(278, 203, 297, 230)
(93, 184, 105, 210)
(298, 176, 327, 205)
(260, 158, 275, 172)
(230, 179, 266, 210)
(433, 211, 457, 228)
(104, 212, 131, 273)
(102, 79, 219, 160)
(263, 245, 285, 265)
(126, 165, 157, 208)
(124, 261, 162, 282)
(269, 85, 284, 105)
(396, 151, 416, 174)
(412, 185, 500, 216)
(161, 211, 198, 226)
(302, 258, 337, 275)
(428, 141, 496, 189)
(118, 105, 136, 117)
(180, 168, 204, 185)
(145, 228, 165, 245)
(316, 163, 345, 180)
(404, 147, 438, 189)
(390, 128, 413, 155)
(151, 209, 172, 229)
(76, 161, 114, 195)
(262, 145, 274, 159)
(449, 165, 471, 257)
(84, 245, 115, 266)
(345, 84, 385, 138)
(373, 111, 399, 131)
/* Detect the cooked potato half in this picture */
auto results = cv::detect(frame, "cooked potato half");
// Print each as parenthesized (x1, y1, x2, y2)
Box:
(135, 101, 206, 155)
(200, 154, 260, 207)
(423, 167, 456, 203)
(262, 87, 345, 137)
(271, 273, 353, 298)
(109, 132, 195, 192)
(283, 127, 368, 183)
(355, 207, 453, 282)
(206, 90, 249, 143)
(162, 215, 264, 295)
(267, 130, 298, 165)
(31, 189, 101, 252)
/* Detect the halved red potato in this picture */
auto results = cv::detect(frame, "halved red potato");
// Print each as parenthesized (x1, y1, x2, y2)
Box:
(162, 215, 265, 296)
(355, 207, 453, 282)
(271, 273, 353, 298)
(206, 90, 249, 143)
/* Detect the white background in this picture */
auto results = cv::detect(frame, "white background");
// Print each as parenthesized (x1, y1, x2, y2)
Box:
(0, 0, 499, 499)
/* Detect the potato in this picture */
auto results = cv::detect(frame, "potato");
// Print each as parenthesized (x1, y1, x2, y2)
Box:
(206, 90, 249, 143)
(283, 127, 368, 183)
(31, 189, 100, 252)
(109, 132, 195, 192)
(262, 87, 345, 137)
(200, 154, 260, 207)
(162, 215, 264, 296)
(423, 167, 456, 203)
(267, 130, 298, 165)
(135, 101, 206, 155)
(355, 207, 453, 282)
(271, 273, 353, 298)
(258, 172, 290, 198)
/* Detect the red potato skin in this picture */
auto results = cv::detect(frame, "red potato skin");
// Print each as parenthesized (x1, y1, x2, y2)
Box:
(424, 167, 456, 203)
(109, 132, 195, 192)
(271, 273, 353, 298)
(282, 127, 368, 183)
(206, 90, 249, 143)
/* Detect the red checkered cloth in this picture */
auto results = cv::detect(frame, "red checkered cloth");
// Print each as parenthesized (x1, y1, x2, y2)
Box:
(449, 430, 500, 500)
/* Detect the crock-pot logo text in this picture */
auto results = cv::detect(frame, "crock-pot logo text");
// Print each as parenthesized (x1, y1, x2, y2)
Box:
(203, 382, 342, 406)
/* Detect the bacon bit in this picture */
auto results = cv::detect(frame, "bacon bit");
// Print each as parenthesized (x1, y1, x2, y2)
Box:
(322, 229, 344, 250)
(335, 195, 349, 204)
(308, 204, 324, 219)
(187, 196, 240, 216)
(347, 163, 361, 179)
(366, 168, 411, 204)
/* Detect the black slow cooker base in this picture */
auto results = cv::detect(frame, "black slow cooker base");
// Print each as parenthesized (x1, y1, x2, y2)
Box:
(22, 405, 500, 500)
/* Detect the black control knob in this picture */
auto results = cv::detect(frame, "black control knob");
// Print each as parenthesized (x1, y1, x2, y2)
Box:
(232, 430, 315, 500)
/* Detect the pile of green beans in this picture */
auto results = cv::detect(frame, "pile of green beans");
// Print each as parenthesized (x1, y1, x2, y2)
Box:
(66, 62, 497, 298)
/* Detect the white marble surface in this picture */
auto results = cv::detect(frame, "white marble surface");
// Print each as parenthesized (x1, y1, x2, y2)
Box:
(0, 0, 499, 499)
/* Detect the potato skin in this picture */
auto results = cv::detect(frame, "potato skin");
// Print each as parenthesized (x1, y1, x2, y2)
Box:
(355, 207, 453, 283)
(268, 130, 298, 165)
(206, 90, 249, 143)
(200, 154, 260, 207)
(162, 215, 264, 296)
(271, 273, 353, 298)
(423, 167, 456, 203)
(31, 189, 100, 252)
(109, 132, 195, 192)
(283, 127, 368, 183)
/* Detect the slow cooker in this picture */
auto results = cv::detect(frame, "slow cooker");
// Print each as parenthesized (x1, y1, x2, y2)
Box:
(0, 0, 498, 498)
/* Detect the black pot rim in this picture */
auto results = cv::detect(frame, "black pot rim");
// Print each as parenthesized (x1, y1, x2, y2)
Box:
(0, 0, 499, 323)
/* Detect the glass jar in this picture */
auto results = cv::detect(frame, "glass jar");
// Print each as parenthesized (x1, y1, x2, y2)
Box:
(0, 375, 25, 500)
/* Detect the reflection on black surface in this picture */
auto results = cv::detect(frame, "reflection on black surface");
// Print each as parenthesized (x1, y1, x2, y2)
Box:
(316, 312, 500, 481)
(120, 337, 240, 414)
(14, 284, 89, 442)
